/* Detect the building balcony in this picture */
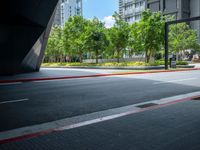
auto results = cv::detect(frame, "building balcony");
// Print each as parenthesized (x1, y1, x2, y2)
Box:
(123, 0, 133, 5)
(124, 6, 145, 15)
(124, 9, 135, 15)
(124, 0, 133, 3)
(134, 5, 145, 12)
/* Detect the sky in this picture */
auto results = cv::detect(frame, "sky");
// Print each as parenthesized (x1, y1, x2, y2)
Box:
(83, 0, 118, 28)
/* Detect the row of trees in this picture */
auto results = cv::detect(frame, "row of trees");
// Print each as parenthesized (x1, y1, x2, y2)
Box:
(45, 10, 200, 63)
(169, 23, 200, 60)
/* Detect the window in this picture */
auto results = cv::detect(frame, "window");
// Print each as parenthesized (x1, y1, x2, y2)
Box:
(163, 0, 166, 10)
(135, 2, 140, 8)
(176, 0, 179, 9)
(125, 4, 132, 10)
(135, 14, 141, 21)
(140, 1, 144, 6)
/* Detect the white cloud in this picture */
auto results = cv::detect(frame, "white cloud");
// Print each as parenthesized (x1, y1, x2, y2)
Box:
(102, 16, 115, 28)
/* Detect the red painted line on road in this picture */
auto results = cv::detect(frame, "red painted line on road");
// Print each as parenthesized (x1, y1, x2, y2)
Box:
(0, 68, 200, 84)
(0, 129, 55, 145)
(0, 94, 198, 145)
(0, 129, 54, 145)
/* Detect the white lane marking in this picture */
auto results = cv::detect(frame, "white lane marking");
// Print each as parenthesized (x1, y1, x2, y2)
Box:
(0, 82, 22, 86)
(0, 99, 29, 105)
(56, 109, 140, 131)
(153, 78, 197, 85)
(1, 91, 200, 141)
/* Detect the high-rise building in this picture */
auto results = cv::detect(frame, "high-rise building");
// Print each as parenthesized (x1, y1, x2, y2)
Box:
(190, 0, 200, 41)
(53, 0, 62, 26)
(146, 0, 190, 19)
(119, 0, 146, 23)
(119, 0, 200, 41)
(53, 0, 83, 27)
(146, 0, 200, 41)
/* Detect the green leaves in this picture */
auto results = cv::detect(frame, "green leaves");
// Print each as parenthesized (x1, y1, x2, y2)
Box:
(63, 16, 89, 61)
(45, 26, 64, 62)
(108, 12, 129, 62)
(46, 10, 198, 64)
(128, 9, 166, 63)
(84, 18, 109, 63)
(169, 23, 199, 56)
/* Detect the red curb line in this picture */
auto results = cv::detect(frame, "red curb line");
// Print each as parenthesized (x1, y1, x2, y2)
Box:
(0, 129, 55, 145)
(0, 68, 199, 84)
(0, 94, 199, 145)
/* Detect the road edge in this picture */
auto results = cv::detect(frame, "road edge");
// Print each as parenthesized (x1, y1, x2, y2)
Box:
(0, 68, 200, 84)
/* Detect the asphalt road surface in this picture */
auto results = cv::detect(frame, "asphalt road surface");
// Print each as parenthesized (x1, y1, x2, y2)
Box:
(0, 69, 200, 149)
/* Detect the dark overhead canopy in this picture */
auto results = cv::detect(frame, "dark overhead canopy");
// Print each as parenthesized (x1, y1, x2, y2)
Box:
(0, 0, 59, 75)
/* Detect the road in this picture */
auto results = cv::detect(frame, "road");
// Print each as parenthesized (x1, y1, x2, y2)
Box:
(0, 69, 200, 149)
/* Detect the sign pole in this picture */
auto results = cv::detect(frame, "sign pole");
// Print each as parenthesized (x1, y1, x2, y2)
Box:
(165, 23, 169, 70)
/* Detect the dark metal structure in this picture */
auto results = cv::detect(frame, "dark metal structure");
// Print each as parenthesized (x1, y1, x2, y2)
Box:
(0, 0, 59, 75)
(165, 16, 200, 69)
(146, 0, 191, 19)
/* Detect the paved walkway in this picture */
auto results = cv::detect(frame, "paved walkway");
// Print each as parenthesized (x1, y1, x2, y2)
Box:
(1, 100, 200, 150)
(193, 63, 200, 68)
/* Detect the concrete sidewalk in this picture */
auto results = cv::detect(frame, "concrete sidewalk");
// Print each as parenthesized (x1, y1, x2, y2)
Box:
(192, 63, 200, 68)
(1, 100, 200, 150)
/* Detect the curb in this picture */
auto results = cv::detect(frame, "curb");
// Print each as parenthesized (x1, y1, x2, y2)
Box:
(41, 65, 194, 70)
(0, 68, 200, 84)
(0, 93, 199, 144)
(42, 66, 165, 70)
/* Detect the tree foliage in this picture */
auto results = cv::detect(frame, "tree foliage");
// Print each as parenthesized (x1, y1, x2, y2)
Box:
(85, 18, 109, 63)
(63, 16, 89, 62)
(45, 10, 199, 64)
(134, 10, 166, 63)
(108, 12, 129, 62)
(128, 22, 145, 57)
(45, 26, 64, 62)
(169, 23, 200, 60)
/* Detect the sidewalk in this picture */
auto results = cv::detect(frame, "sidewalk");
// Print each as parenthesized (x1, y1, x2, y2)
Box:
(0, 67, 200, 84)
(192, 63, 200, 68)
(1, 100, 200, 150)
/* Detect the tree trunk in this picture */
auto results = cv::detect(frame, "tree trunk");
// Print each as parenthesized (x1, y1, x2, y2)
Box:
(145, 50, 149, 63)
(149, 49, 155, 63)
(181, 50, 185, 61)
(129, 50, 133, 58)
(146, 56, 150, 63)
(96, 50, 98, 64)
(117, 49, 120, 63)
(79, 54, 83, 63)
(176, 53, 179, 61)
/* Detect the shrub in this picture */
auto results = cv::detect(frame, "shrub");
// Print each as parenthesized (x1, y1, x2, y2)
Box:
(176, 61, 188, 65)
(44, 61, 189, 67)
(155, 60, 188, 66)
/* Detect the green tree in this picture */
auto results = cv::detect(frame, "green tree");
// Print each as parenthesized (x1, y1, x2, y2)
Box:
(85, 18, 109, 63)
(137, 10, 166, 63)
(63, 16, 89, 62)
(169, 23, 199, 60)
(128, 22, 145, 58)
(45, 26, 64, 62)
(108, 12, 129, 63)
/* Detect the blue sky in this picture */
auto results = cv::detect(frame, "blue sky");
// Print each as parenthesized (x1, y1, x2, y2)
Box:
(83, 0, 118, 20)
